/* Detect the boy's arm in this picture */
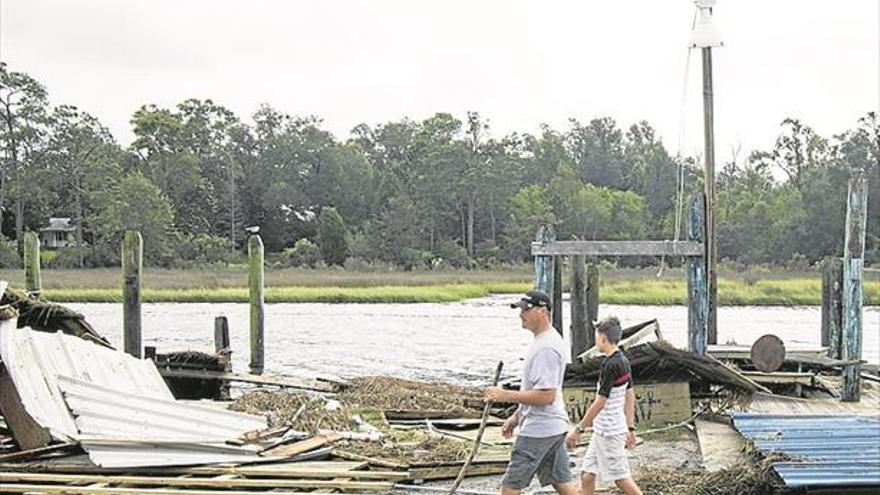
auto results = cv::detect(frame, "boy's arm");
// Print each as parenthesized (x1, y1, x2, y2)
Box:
(575, 395, 607, 430)
(624, 387, 636, 429)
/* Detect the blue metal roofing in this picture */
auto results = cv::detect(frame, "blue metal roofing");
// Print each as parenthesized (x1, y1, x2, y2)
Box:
(731, 413, 880, 490)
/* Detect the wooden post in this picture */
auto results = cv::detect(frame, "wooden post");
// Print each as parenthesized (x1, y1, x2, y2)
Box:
(841, 178, 868, 402)
(248, 234, 265, 375)
(586, 263, 599, 349)
(687, 194, 708, 356)
(533, 225, 554, 294)
(701, 47, 718, 347)
(570, 255, 587, 362)
(552, 257, 563, 336)
(214, 315, 232, 399)
(122, 231, 143, 359)
(23, 232, 42, 300)
(821, 257, 844, 359)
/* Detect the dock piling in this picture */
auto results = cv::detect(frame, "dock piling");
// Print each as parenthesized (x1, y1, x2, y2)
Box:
(248, 234, 265, 375)
(23, 232, 42, 300)
(841, 178, 868, 402)
(122, 230, 143, 358)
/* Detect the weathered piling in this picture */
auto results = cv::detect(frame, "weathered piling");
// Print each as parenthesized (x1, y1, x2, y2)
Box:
(586, 263, 599, 348)
(533, 226, 554, 295)
(23, 232, 42, 300)
(552, 257, 563, 335)
(122, 231, 143, 358)
(841, 178, 868, 402)
(248, 234, 265, 375)
(687, 194, 708, 356)
(570, 255, 587, 362)
(214, 316, 231, 355)
(821, 257, 844, 359)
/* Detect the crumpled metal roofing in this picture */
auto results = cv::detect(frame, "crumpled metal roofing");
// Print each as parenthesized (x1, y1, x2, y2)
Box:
(731, 413, 880, 489)
(0, 319, 268, 467)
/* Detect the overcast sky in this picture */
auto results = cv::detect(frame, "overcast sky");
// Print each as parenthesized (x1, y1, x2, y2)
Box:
(1, 0, 878, 161)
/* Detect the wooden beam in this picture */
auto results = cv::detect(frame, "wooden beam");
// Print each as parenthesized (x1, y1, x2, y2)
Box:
(821, 257, 844, 358)
(531, 240, 702, 257)
(586, 263, 599, 350)
(739, 371, 815, 386)
(23, 232, 41, 299)
(0, 484, 306, 495)
(261, 433, 341, 458)
(552, 257, 563, 335)
(533, 226, 554, 293)
(248, 234, 265, 375)
(570, 255, 588, 363)
(0, 472, 392, 491)
(0, 364, 51, 450)
(0, 443, 75, 463)
(687, 194, 709, 356)
(122, 230, 143, 358)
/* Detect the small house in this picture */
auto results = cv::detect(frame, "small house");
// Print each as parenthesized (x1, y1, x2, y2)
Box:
(39, 217, 76, 249)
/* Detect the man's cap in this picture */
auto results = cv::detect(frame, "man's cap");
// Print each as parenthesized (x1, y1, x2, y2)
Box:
(510, 290, 552, 310)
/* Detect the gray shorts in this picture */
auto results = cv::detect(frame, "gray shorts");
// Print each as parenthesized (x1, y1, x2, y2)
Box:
(501, 433, 572, 490)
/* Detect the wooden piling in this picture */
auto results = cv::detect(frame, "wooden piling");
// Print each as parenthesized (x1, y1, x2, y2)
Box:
(248, 234, 265, 375)
(687, 194, 708, 356)
(841, 178, 868, 402)
(533, 226, 554, 294)
(214, 316, 231, 355)
(570, 255, 587, 362)
(23, 232, 42, 300)
(552, 257, 563, 335)
(122, 231, 143, 359)
(586, 263, 599, 349)
(821, 257, 844, 359)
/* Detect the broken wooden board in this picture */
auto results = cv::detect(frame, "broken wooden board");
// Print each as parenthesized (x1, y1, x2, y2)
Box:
(563, 382, 691, 431)
(427, 424, 512, 445)
(0, 363, 52, 450)
(261, 433, 341, 457)
(695, 419, 747, 472)
(739, 371, 815, 386)
(408, 459, 509, 481)
(157, 369, 338, 392)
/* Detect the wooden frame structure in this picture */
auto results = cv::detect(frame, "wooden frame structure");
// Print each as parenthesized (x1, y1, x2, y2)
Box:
(532, 194, 709, 361)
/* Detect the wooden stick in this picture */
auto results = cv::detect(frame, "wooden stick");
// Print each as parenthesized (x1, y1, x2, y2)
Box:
(446, 361, 503, 495)
(0, 442, 75, 462)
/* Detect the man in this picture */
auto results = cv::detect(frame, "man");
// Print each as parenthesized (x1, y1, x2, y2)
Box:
(565, 316, 642, 495)
(484, 290, 579, 495)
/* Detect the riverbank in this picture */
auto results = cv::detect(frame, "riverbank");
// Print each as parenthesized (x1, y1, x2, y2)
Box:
(2, 266, 877, 305)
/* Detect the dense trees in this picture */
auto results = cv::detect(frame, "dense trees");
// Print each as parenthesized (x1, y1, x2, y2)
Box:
(0, 63, 876, 269)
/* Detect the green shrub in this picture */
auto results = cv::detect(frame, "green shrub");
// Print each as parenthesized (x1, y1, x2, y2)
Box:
(281, 239, 321, 268)
(0, 238, 20, 269)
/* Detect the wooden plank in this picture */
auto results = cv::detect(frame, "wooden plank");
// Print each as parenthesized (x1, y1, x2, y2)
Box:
(0, 443, 75, 463)
(0, 472, 392, 491)
(708, 345, 829, 360)
(0, 484, 306, 495)
(570, 255, 588, 363)
(740, 371, 815, 385)
(563, 382, 691, 431)
(156, 369, 336, 392)
(332, 450, 409, 469)
(531, 240, 702, 257)
(586, 263, 599, 349)
(0, 364, 52, 450)
(122, 230, 143, 358)
(248, 234, 265, 374)
(821, 257, 844, 358)
(552, 257, 563, 335)
(841, 177, 868, 402)
(687, 194, 708, 356)
(408, 461, 508, 481)
(261, 433, 341, 458)
(695, 419, 747, 472)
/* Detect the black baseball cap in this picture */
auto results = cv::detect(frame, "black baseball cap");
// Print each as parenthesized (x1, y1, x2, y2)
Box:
(510, 290, 552, 310)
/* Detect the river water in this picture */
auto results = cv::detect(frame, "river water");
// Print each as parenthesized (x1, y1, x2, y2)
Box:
(64, 296, 879, 386)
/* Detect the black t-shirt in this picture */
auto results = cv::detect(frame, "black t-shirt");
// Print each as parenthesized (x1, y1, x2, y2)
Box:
(597, 349, 633, 398)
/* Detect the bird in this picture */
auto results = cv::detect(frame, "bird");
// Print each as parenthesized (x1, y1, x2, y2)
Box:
(244, 226, 260, 234)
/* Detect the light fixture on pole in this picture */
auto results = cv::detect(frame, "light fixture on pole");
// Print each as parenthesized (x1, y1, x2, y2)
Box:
(690, 0, 722, 345)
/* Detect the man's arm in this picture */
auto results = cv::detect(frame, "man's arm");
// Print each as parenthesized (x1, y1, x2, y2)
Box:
(485, 387, 555, 406)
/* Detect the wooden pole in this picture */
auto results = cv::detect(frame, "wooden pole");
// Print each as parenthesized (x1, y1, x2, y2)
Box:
(821, 257, 844, 359)
(552, 256, 563, 336)
(687, 194, 708, 356)
(533, 225, 554, 294)
(586, 263, 599, 349)
(701, 46, 718, 346)
(841, 178, 868, 402)
(214, 315, 232, 400)
(23, 232, 41, 300)
(248, 234, 265, 375)
(122, 231, 143, 359)
(570, 255, 587, 362)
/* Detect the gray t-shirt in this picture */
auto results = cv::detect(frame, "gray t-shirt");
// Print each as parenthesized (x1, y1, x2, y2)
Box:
(517, 329, 571, 438)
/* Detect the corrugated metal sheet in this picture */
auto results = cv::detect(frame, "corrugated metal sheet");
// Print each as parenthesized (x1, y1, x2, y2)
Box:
(0, 319, 171, 440)
(0, 319, 269, 467)
(731, 413, 880, 489)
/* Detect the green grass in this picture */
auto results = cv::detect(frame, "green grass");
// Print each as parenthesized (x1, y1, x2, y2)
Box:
(3, 265, 877, 305)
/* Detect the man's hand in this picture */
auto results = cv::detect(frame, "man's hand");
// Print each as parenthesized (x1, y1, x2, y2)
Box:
(484, 386, 508, 403)
(625, 430, 638, 449)
(564, 429, 582, 449)
(501, 416, 518, 439)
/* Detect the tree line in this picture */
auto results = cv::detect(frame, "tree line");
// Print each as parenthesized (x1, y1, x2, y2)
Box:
(1, 62, 877, 270)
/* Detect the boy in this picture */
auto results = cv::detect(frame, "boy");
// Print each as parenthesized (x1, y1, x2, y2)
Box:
(565, 316, 642, 495)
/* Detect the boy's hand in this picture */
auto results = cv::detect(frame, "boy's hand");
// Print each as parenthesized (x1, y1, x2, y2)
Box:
(501, 416, 518, 439)
(564, 429, 581, 449)
(484, 386, 507, 402)
(625, 431, 638, 449)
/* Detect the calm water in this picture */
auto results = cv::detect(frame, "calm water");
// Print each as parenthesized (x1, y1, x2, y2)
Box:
(65, 296, 880, 386)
